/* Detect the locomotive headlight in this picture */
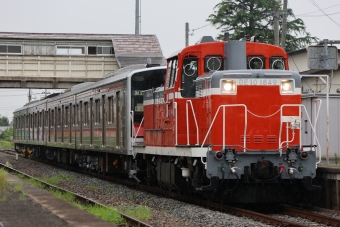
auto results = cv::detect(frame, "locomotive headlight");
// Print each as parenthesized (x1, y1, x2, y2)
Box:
(280, 80, 294, 94)
(221, 80, 236, 94)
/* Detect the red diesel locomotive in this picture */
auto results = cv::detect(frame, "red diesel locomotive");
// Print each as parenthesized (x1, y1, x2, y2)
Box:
(13, 36, 320, 203)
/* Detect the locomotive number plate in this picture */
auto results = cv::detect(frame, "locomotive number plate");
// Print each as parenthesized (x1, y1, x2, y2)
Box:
(237, 79, 278, 85)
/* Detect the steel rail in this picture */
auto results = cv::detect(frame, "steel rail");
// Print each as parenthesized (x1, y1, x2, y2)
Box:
(283, 206, 340, 226)
(0, 163, 152, 227)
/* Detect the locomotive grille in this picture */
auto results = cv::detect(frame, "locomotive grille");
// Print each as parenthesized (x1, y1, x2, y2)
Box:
(253, 135, 263, 144)
(240, 135, 250, 143)
(267, 135, 277, 144)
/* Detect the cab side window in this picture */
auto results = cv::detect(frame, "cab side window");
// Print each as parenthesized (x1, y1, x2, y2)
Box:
(181, 57, 198, 97)
(166, 58, 178, 88)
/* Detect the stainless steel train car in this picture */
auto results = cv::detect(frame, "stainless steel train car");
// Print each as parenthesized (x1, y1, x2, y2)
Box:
(13, 65, 166, 175)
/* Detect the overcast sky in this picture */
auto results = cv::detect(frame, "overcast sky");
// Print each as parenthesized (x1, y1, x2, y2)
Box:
(0, 0, 340, 122)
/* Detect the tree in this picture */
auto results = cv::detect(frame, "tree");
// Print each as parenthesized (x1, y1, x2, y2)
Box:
(0, 116, 9, 126)
(0, 127, 13, 141)
(207, 0, 318, 52)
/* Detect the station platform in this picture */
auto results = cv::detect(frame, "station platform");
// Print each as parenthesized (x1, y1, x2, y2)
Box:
(315, 159, 340, 211)
(0, 173, 116, 227)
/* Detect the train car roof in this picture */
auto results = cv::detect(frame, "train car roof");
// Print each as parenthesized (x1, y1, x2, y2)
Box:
(13, 66, 166, 113)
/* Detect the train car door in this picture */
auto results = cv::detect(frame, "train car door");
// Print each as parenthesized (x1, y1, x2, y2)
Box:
(163, 58, 178, 146)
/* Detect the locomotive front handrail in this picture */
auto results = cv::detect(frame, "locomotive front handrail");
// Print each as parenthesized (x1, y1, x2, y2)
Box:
(186, 100, 199, 145)
(201, 104, 247, 152)
(279, 104, 322, 164)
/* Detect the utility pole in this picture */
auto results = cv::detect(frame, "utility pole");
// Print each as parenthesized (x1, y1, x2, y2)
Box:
(281, 0, 288, 50)
(274, 5, 280, 46)
(185, 22, 189, 47)
(135, 0, 140, 34)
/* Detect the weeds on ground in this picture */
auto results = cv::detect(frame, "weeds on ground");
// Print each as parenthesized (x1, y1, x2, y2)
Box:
(39, 174, 74, 185)
(86, 184, 100, 190)
(84, 204, 125, 224)
(120, 203, 152, 221)
(5, 161, 12, 168)
(0, 169, 9, 201)
(128, 190, 136, 201)
(0, 169, 8, 190)
(107, 185, 115, 196)
(18, 194, 26, 201)
(0, 141, 14, 149)
(14, 183, 23, 193)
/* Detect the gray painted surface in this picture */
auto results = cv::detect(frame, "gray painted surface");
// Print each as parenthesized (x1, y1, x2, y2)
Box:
(226, 40, 247, 70)
(301, 95, 340, 158)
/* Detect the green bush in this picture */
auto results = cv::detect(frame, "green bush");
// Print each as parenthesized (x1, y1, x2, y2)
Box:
(0, 141, 14, 149)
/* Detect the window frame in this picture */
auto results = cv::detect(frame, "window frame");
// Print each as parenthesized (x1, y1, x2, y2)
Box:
(0, 44, 22, 55)
(56, 46, 86, 56)
(95, 99, 100, 125)
(107, 96, 114, 124)
(87, 46, 114, 56)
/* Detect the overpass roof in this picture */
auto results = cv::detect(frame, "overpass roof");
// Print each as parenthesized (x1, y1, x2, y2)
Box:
(0, 32, 165, 68)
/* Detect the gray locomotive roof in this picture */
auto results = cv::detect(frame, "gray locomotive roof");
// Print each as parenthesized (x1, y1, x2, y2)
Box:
(0, 32, 166, 68)
(14, 66, 166, 112)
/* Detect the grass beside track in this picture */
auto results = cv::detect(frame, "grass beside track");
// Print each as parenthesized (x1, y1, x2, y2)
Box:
(4, 166, 152, 225)
(0, 140, 14, 149)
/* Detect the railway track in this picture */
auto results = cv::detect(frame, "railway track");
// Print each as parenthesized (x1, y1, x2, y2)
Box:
(2, 150, 340, 227)
(0, 162, 152, 227)
(283, 206, 340, 227)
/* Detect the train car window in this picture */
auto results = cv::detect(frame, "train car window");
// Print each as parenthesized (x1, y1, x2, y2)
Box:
(247, 56, 265, 69)
(45, 111, 48, 128)
(270, 57, 285, 70)
(65, 106, 69, 127)
(50, 109, 54, 128)
(76, 104, 79, 126)
(181, 56, 198, 97)
(72, 105, 76, 126)
(204, 56, 223, 72)
(166, 58, 178, 88)
(35, 113, 38, 129)
(57, 108, 61, 127)
(165, 61, 172, 88)
(95, 99, 100, 124)
(107, 96, 114, 124)
(39, 112, 42, 128)
(84, 102, 89, 125)
(170, 59, 178, 88)
(131, 69, 165, 123)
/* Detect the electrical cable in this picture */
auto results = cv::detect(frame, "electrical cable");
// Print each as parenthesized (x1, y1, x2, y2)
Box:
(296, 3, 340, 16)
(299, 11, 340, 17)
(309, 0, 340, 28)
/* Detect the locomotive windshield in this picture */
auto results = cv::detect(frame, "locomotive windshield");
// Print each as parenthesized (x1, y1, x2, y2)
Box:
(131, 69, 165, 123)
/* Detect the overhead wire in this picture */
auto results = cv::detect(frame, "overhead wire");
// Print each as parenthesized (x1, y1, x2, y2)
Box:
(296, 3, 340, 16)
(298, 11, 340, 17)
(309, 0, 340, 28)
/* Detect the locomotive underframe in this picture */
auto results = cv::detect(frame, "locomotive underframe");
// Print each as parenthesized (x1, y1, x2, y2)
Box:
(14, 142, 319, 203)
